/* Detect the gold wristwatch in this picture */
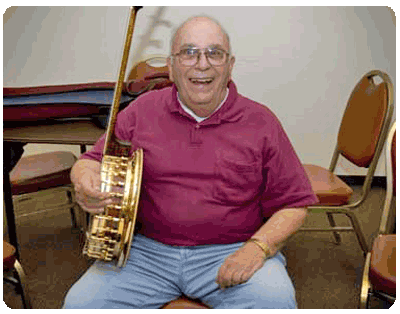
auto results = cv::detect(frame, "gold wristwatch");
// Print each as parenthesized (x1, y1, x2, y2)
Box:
(246, 238, 271, 259)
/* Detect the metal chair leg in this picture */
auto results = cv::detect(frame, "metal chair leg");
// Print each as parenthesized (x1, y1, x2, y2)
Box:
(346, 212, 369, 254)
(66, 188, 78, 228)
(326, 213, 342, 245)
(13, 259, 32, 309)
(359, 252, 372, 308)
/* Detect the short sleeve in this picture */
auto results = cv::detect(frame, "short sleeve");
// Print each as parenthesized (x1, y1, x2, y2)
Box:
(260, 119, 318, 218)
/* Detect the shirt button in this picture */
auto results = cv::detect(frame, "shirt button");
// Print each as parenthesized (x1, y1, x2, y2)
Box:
(195, 124, 200, 129)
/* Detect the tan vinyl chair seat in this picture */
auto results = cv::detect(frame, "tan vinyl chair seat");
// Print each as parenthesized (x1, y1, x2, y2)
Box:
(3, 240, 17, 270)
(10, 151, 77, 195)
(303, 164, 353, 206)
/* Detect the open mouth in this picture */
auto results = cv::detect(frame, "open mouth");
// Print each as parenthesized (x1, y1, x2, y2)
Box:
(189, 78, 214, 85)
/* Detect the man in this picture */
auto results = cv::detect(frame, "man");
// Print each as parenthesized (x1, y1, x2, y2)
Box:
(63, 16, 318, 309)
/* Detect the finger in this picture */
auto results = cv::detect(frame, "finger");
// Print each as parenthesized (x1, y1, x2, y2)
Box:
(220, 263, 239, 289)
(78, 174, 110, 198)
(239, 270, 249, 285)
(216, 262, 231, 289)
(238, 261, 265, 285)
(81, 184, 111, 200)
(77, 201, 105, 214)
(229, 272, 241, 287)
(215, 264, 225, 287)
(76, 191, 113, 214)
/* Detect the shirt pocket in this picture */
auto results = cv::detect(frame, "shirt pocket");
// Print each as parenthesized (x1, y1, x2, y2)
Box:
(213, 157, 262, 205)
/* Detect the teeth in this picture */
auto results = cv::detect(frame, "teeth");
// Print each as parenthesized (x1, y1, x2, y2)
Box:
(190, 78, 213, 84)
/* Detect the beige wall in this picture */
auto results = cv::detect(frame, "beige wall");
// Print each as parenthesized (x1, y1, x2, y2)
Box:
(3, 6, 396, 175)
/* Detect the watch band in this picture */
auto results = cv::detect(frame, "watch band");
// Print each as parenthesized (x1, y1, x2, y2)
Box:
(246, 238, 271, 258)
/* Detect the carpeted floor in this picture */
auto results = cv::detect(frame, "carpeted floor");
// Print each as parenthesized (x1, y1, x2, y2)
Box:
(3, 184, 395, 309)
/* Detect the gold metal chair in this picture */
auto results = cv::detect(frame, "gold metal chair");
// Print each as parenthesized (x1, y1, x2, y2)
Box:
(301, 70, 394, 254)
(3, 240, 32, 308)
(359, 122, 396, 308)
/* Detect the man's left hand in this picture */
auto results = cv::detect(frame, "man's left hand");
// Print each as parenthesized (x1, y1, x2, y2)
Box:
(216, 241, 266, 289)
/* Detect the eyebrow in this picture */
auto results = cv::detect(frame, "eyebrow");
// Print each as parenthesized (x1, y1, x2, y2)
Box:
(178, 43, 226, 50)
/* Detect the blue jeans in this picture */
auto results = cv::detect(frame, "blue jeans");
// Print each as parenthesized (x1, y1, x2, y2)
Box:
(63, 234, 296, 309)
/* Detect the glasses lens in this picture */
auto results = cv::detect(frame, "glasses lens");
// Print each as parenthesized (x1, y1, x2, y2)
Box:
(206, 49, 226, 65)
(176, 48, 228, 66)
(179, 48, 198, 66)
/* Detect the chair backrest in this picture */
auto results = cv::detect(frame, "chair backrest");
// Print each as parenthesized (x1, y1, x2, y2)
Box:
(378, 122, 396, 234)
(127, 56, 169, 81)
(391, 129, 396, 197)
(337, 70, 394, 168)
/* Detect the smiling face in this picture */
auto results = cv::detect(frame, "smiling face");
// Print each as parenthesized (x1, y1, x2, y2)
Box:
(167, 17, 235, 117)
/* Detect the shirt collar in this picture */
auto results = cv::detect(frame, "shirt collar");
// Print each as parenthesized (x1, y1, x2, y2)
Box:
(168, 81, 243, 124)
(177, 88, 229, 123)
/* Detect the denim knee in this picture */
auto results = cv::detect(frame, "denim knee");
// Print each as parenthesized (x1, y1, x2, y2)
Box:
(205, 253, 297, 309)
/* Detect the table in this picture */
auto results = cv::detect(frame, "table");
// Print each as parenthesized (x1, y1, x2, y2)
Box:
(3, 119, 104, 149)
(3, 120, 105, 257)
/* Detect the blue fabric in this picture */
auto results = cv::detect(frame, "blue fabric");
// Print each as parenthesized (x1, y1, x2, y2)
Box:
(3, 90, 134, 105)
(63, 234, 297, 309)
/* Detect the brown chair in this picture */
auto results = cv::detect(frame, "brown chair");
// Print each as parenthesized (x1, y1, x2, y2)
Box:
(359, 122, 396, 308)
(161, 296, 209, 309)
(301, 70, 394, 254)
(3, 240, 32, 308)
(127, 56, 169, 81)
(9, 151, 79, 237)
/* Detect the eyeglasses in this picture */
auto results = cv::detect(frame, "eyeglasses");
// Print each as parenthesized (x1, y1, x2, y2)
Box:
(171, 47, 230, 67)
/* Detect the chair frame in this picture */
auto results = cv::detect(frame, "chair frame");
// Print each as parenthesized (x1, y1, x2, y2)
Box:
(359, 121, 396, 308)
(3, 243, 32, 309)
(12, 184, 78, 229)
(300, 70, 394, 254)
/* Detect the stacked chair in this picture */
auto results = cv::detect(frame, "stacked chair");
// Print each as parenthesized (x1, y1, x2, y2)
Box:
(359, 122, 396, 308)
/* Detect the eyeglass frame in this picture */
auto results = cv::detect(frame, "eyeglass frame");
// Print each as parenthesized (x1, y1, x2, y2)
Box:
(170, 46, 231, 67)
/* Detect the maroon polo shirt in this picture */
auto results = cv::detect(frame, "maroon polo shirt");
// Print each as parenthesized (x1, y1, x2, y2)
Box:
(82, 81, 318, 246)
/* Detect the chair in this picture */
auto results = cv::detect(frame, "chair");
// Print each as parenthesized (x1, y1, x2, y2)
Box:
(162, 296, 209, 309)
(359, 122, 396, 308)
(3, 240, 32, 308)
(9, 151, 79, 236)
(127, 56, 169, 81)
(301, 70, 394, 254)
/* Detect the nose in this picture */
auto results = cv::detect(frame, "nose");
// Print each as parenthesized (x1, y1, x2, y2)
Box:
(196, 51, 211, 70)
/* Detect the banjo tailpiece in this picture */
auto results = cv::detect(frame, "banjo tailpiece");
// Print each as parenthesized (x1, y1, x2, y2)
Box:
(82, 6, 143, 268)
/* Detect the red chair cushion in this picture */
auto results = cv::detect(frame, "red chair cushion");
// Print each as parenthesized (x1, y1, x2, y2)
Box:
(369, 234, 396, 296)
(303, 164, 353, 205)
(161, 296, 209, 309)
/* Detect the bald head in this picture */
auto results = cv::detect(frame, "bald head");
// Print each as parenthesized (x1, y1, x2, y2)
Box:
(170, 16, 231, 54)
(166, 14, 235, 118)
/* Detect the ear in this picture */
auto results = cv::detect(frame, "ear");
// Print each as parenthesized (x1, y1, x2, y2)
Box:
(166, 56, 174, 82)
(228, 56, 235, 80)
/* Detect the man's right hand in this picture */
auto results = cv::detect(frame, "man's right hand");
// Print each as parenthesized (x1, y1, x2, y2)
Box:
(70, 159, 113, 214)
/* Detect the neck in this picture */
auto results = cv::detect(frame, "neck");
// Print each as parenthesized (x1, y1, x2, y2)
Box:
(180, 88, 229, 118)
